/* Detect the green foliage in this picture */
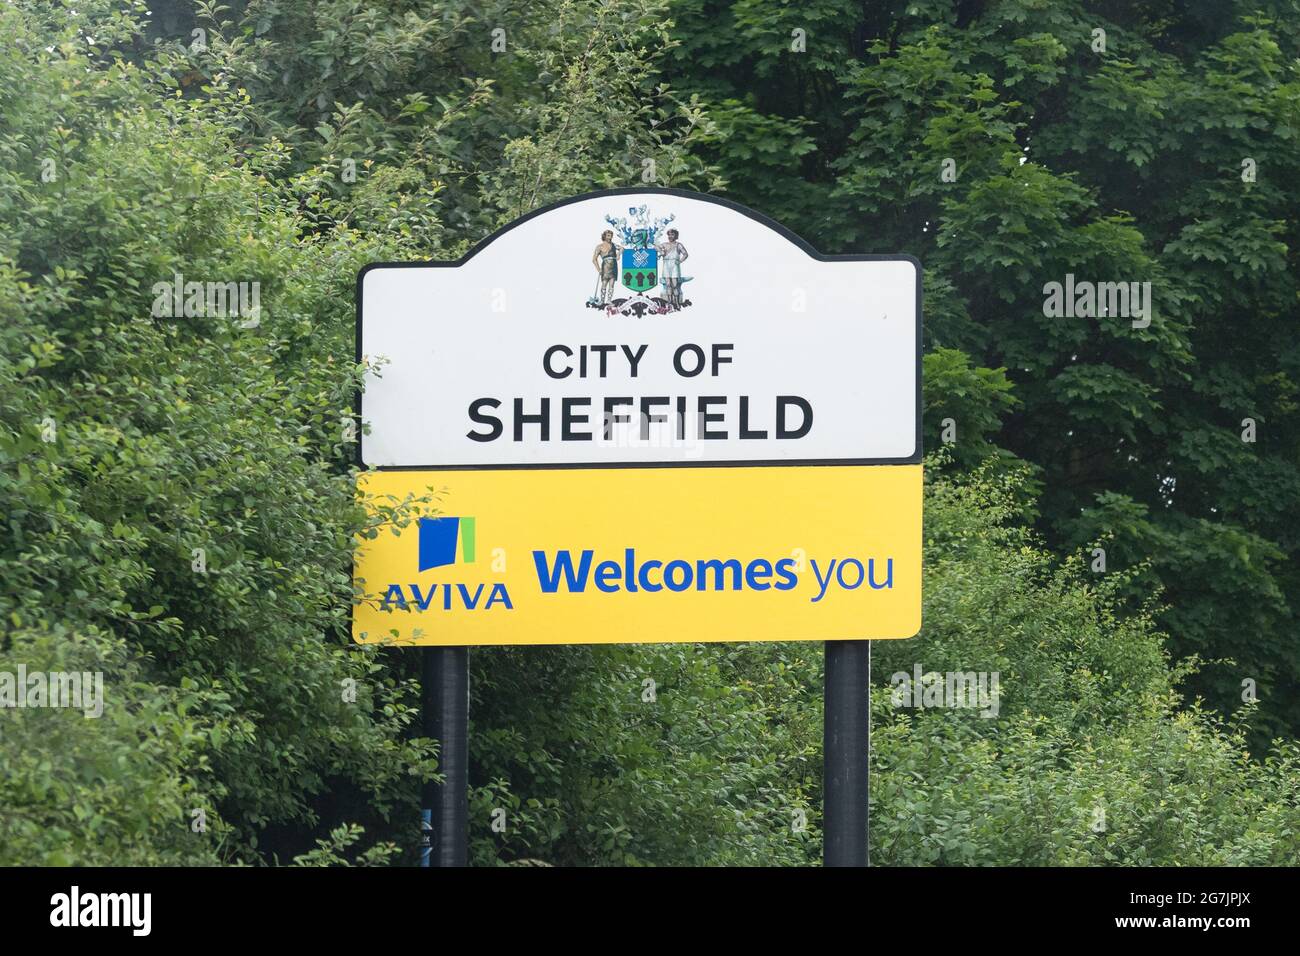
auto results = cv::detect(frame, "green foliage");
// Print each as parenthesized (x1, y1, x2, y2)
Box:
(0, 624, 220, 866)
(0, 0, 434, 864)
(922, 348, 1021, 472)
(872, 466, 1300, 865)
(4, 0, 1300, 868)
(663, 0, 1300, 742)
(0, 0, 729, 867)
(154, 0, 718, 238)
(470, 642, 822, 865)
(291, 824, 401, 866)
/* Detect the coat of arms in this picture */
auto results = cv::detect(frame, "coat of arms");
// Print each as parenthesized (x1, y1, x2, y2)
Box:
(587, 205, 692, 316)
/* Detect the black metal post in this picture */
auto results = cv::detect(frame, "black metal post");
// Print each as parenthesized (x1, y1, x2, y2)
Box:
(824, 640, 870, 867)
(422, 646, 469, 867)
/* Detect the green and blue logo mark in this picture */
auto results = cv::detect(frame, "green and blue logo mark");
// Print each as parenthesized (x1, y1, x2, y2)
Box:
(418, 516, 476, 571)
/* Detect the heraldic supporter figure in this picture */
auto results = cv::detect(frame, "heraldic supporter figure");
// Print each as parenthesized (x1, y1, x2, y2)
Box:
(591, 229, 621, 306)
(657, 229, 689, 310)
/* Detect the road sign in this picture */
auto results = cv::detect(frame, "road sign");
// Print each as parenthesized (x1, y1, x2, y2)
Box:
(353, 188, 921, 646)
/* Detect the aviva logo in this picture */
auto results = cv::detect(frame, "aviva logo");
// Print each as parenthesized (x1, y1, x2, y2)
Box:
(379, 516, 513, 613)
(418, 516, 476, 570)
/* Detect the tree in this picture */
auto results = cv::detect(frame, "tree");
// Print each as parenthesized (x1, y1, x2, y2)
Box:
(663, 0, 1300, 743)
(5, 0, 1300, 867)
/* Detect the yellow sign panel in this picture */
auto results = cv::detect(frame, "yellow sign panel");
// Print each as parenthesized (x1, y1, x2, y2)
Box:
(353, 465, 921, 646)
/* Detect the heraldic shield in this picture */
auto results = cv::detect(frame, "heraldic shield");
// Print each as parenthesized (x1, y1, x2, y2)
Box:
(621, 244, 658, 293)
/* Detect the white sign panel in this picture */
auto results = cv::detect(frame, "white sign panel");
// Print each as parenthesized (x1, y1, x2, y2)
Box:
(358, 189, 920, 468)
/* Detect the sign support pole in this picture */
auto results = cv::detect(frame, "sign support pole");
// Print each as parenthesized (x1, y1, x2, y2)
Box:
(421, 646, 469, 867)
(824, 640, 869, 867)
